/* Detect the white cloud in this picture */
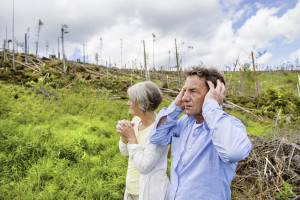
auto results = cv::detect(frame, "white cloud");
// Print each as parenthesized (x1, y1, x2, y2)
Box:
(1, 0, 300, 70)
(290, 49, 300, 60)
(257, 52, 272, 64)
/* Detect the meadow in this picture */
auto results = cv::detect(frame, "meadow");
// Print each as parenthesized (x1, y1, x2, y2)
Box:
(0, 54, 299, 199)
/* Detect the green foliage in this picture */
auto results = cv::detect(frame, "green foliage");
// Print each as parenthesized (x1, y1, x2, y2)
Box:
(275, 182, 296, 200)
(0, 82, 130, 199)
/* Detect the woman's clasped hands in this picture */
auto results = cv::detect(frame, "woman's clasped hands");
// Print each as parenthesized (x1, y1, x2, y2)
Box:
(116, 120, 137, 144)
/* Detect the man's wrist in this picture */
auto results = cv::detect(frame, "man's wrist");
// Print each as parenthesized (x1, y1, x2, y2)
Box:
(203, 99, 220, 115)
(167, 101, 184, 119)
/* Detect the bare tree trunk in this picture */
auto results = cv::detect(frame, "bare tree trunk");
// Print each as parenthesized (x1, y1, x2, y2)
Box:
(3, 40, 6, 62)
(25, 33, 28, 63)
(251, 51, 259, 97)
(61, 26, 66, 73)
(226, 56, 239, 93)
(36, 19, 43, 57)
(161, 66, 164, 87)
(57, 37, 60, 60)
(297, 74, 300, 97)
(143, 40, 148, 81)
(167, 75, 169, 87)
(270, 68, 272, 85)
(120, 38, 123, 68)
(12, 0, 15, 69)
(239, 67, 244, 94)
(83, 43, 85, 63)
(175, 39, 180, 87)
(106, 61, 108, 80)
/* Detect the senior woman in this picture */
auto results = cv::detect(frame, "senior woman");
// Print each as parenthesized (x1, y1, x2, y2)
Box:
(116, 81, 170, 200)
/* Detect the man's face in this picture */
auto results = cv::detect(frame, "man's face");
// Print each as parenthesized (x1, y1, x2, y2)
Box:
(182, 75, 208, 117)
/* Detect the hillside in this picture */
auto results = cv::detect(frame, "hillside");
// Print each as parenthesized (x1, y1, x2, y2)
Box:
(0, 52, 300, 199)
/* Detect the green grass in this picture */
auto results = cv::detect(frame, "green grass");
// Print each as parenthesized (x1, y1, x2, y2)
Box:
(0, 81, 130, 199)
(0, 67, 299, 199)
(226, 109, 273, 136)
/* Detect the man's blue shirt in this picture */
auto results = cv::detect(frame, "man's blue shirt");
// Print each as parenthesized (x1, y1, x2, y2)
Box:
(150, 99, 252, 200)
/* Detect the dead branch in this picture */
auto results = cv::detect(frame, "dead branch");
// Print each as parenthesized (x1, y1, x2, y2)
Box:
(14, 60, 39, 72)
(63, 79, 77, 88)
(85, 68, 106, 77)
(232, 133, 300, 199)
(223, 101, 263, 120)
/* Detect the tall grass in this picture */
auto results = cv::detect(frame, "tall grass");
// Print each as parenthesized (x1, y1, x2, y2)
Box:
(0, 81, 131, 199)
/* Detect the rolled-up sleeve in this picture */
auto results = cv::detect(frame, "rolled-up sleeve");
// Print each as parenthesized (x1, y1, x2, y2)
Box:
(150, 101, 183, 145)
(203, 99, 252, 163)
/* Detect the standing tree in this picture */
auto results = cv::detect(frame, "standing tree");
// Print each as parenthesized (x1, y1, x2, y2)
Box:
(25, 33, 28, 63)
(175, 38, 180, 87)
(152, 33, 156, 70)
(239, 66, 244, 94)
(95, 52, 99, 65)
(3, 39, 6, 62)
(7, 39, 12, 50)
(100, 37, 103, 65)
(82, 43, 86, 63)
(27, 28, 30, 54)
(251, 51, 259, 98)
(143, 40, 149, 81)
(46, 41, 49, 57)
(120, 38, 123, 68)
(35, 19, 44, 57)
(61, 24, 68, 73)
(57, 37, 60, 60)
(226, 55, 240, 94)
(167, 50, 171, 71)
(12, 0, 15, 68)
(4, 28, 7, 62)
(27, 27, 30, 54)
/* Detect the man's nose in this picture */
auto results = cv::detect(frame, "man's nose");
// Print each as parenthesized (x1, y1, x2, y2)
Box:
(182, 92, 190, 102)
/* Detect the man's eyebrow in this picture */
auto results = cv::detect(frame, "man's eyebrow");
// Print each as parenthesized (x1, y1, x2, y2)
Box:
(189, 87, 197, 91)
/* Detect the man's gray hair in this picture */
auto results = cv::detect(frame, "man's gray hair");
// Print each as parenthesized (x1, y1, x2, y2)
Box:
(128, 81, 162, 112)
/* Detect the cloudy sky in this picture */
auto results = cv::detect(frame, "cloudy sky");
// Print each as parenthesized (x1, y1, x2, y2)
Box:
(1, 0, 300, 70)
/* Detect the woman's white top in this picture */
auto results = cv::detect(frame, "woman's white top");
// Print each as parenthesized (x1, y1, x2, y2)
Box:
(119, 116, 170, 200)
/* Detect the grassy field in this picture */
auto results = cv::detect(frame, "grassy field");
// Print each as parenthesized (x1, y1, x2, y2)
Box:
(0, 55, 299, 199)
(0, 80, 176, 199)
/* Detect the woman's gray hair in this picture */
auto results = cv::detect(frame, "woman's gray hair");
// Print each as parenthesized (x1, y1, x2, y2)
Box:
(127, 81, 162, 112)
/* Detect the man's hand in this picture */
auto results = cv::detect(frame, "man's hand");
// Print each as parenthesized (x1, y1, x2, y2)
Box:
(174, 89, 185, 109)
(204, 79, 226, 105)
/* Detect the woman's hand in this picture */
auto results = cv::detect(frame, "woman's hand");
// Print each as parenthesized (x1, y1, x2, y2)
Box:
(116, 120, 138, 144)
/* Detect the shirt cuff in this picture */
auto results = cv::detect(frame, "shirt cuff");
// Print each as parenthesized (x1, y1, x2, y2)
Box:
(119, 137, 128, 145)
(166, 101, 184, 119)
(202, 99, 220, 115)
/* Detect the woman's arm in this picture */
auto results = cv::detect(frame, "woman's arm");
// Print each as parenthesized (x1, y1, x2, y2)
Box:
(128, 142, 169, 174)
(119, 137, 129, 156)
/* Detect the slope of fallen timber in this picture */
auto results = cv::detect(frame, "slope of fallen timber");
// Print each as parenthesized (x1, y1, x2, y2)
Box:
(232, 133, 300, 200)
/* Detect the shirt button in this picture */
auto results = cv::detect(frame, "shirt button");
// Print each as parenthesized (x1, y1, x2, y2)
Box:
(188, 145, 191, 149)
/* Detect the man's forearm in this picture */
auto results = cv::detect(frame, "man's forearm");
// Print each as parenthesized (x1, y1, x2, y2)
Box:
(156, 116, 167, 127)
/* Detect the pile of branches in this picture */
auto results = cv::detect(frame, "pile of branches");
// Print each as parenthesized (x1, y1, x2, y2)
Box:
(232, 133, 300, 199)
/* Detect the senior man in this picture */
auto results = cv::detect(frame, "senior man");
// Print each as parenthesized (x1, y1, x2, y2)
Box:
(150, 66, 252, 200)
